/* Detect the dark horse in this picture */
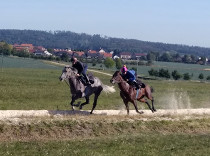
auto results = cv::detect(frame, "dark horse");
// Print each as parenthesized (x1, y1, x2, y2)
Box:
(59, 66, 115, 114)
(110, 71, 156, 115)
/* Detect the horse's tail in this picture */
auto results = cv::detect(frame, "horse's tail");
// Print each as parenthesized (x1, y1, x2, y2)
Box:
(150, 86, 154, 93)
(102, 84, 116, 93)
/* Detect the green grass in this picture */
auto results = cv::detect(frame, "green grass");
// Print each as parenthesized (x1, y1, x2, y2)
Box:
(88, 60, 210, 80)
(1, 117, 210, 156)
(0, 134, 210, 156)
(1, 56, 210, 110)
(125, 61, 210, 80)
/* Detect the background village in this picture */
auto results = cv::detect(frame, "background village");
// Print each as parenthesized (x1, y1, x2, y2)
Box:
(12, 43, 146, 60)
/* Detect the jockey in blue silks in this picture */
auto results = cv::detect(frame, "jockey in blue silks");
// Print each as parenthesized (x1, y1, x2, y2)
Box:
(121, 68, 139, 90)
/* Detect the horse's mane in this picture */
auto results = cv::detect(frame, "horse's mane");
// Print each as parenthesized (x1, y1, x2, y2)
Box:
(64, 66, 78, 76)
(113, 71, 120, 77)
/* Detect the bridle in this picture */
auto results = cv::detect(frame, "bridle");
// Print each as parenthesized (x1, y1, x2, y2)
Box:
(63, 66, 77, 87)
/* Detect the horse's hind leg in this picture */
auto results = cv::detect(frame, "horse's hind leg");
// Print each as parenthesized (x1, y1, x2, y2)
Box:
(145, 87, 156, 112)
(140, 98, 154, 113)
(80, 96, 89, 110)
(132, 100, 144, 114)
(151, 97, 156, 112)
(90, 87, 103, 114)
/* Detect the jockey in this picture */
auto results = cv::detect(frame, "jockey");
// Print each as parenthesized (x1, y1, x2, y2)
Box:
(121, 65, 128, 80)
(122, 68, 139, 90)
(71, 57, 91, 86)
(121, 65, 128, 74)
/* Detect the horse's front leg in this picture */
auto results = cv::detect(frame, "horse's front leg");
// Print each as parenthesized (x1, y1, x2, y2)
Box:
(70, 96, 77, 111)
(79, 96, 89, 110)
(120, 91, 129, 115)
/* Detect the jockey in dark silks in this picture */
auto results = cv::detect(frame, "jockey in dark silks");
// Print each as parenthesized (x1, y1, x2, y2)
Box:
(121, 65, 139, 90)
(71, 57, 91, 86)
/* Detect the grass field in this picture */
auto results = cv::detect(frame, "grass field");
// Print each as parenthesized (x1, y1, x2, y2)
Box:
(1, 56, 210, 110)
(0, 116, 210, 156)
(88, 60, 210, 80)
(1, 56, 210, 155)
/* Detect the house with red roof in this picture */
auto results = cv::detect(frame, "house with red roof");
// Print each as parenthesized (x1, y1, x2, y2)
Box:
(13, 43, 35, 53)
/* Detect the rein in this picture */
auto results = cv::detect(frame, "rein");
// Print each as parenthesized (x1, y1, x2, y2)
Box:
(64, 79, 70, 87)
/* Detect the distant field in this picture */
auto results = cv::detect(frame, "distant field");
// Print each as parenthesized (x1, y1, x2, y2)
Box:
(135, 61, 210, 80)
(88, 60, 210, 80)
(0, 56, 210, 110)
(0, 56, 61, 69)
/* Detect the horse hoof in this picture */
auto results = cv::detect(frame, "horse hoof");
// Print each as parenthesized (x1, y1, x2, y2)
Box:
(138, 111, 144, 114)
(137, 111, 144, 114)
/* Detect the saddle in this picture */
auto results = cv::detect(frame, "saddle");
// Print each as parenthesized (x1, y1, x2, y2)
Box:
(128, 79, 145, 90)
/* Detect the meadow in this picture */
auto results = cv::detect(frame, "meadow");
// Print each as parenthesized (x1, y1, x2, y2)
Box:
(1, 56, 210, 155)
(88, 60, 210, 80)
(1, 56, 210, 110)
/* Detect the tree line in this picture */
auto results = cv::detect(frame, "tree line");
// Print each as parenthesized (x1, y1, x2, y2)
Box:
(148, 68, 210, 81)
(1, 29, 210, 57)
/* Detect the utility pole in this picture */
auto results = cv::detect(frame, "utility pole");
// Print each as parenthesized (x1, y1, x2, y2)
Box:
(136, 59, 138, 77)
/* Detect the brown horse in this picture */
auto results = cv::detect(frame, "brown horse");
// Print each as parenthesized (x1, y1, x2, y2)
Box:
(110, 71, 156, 115)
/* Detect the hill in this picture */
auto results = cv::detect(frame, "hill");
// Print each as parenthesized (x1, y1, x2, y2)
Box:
(0, 29, 210, 57)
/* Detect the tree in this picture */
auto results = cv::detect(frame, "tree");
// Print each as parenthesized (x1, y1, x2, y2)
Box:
(0, 41, 13, 55)
(115, 58, 122, 69)
(147, 52, 156, 61)
(159, 52, 172, 62)
(148, 68, 159, 77)
(198, 73, 204, 80)
(159, 68, 170, 79)
(182, 54, 192, 63)
(183, 73, 191, 80)
(60, 53, 69, 62)
(206, 76, 210, 80)
(104, 57, 115, 68)
(171, 70, 182, 80)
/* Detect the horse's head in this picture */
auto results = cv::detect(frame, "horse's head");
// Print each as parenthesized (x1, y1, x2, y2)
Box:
(59, 66, 78, 81)
(110, 71, 123, 84)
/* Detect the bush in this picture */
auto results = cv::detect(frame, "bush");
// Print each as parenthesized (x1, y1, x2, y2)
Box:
(198, 73, 204, 80)
(183, 73, 191, 80)
(115, 58, 122, 69)
(172, 70, 182, 80)
(148, 68, 159, 77)
(104, 57, 115, 68)
(159, 68, 170, 79)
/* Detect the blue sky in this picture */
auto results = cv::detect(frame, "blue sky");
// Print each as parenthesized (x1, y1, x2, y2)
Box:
(1, 0, 210, 47)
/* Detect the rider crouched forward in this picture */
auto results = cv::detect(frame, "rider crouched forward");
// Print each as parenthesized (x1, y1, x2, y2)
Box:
(121, 65, 140, 90)
(71, 57, 91, 86)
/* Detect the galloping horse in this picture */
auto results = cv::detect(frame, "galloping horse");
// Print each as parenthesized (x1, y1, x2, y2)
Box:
(59, 66, 115, 114)
(110, 71, 156, 115)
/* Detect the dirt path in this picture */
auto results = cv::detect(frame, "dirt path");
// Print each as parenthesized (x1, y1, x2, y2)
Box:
(1, 109, 210, 120)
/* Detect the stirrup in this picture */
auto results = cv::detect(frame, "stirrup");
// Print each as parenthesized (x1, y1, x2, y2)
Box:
(136, 88, 140, 99)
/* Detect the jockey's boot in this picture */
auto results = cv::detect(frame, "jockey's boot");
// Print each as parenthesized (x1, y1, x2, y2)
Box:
(83, 74, 91, 86)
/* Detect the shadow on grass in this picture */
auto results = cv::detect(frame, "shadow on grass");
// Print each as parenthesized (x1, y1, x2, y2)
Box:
(47, 110, 91, 116)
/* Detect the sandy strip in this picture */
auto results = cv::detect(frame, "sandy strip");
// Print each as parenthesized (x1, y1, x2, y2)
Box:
(0, 109, 210, 119)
